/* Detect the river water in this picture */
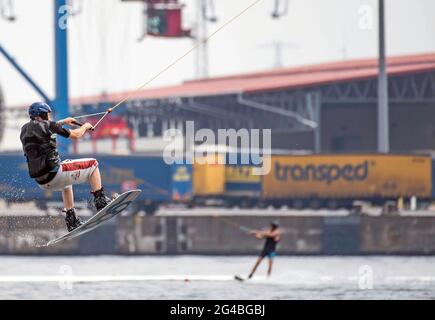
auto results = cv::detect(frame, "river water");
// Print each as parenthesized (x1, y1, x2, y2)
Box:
(0, 255, 434, 299)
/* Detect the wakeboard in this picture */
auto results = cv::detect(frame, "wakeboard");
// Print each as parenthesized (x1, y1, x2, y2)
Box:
(44, 189, 141, 246)
(234, 275, 245, 282)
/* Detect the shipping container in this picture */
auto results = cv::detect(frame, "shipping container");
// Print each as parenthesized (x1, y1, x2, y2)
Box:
(224, 165, 261, 207)
(262, 154, 432, 208)
(192, 155, 225, 204)
(192, 152, 263, 207)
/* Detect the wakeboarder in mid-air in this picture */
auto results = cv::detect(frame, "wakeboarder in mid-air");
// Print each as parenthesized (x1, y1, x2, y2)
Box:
(20, 102, 110, 232)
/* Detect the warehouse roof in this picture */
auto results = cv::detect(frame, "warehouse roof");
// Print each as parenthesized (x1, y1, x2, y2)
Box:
(72, 52, 435, 104)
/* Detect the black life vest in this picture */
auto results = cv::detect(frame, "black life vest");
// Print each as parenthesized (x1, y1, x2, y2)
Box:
(263, 235, 278, 252)
(20, 120, 61, 178)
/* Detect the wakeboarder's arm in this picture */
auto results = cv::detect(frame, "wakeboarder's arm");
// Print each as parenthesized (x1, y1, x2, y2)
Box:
(69, 123, 94, 140)
(250, 230, 265, 239)
(258, 229, 281, 241)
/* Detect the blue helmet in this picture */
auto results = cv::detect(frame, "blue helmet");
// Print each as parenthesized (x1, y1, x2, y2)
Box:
(28, 102, 52, 119)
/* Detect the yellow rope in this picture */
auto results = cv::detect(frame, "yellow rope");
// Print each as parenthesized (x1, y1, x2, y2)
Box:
(214, 215, 252, 234)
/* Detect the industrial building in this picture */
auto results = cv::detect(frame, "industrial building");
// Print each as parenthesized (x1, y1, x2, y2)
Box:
(70, 52, 435, 154)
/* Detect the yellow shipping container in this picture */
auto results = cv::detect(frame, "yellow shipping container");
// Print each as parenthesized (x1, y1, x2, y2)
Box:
(225, 166, 261, 183)
(262, 154, 432, 199)
(193, 154, 225, 196)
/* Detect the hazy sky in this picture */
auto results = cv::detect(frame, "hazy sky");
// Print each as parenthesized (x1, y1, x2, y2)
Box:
(0, 0, 434, 107)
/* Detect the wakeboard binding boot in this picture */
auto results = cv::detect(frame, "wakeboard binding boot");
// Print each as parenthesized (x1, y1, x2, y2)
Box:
(92, 187, 110, 212)
(64, 208, 83, 232)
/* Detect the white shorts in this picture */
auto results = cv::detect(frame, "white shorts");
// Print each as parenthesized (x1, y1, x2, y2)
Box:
(38, 158, 99, 192)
